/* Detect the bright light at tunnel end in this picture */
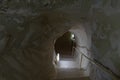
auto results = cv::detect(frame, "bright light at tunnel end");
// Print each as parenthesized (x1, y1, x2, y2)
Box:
(57, 53, 60, 62)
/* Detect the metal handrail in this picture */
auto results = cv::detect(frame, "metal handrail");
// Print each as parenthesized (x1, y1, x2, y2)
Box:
(75, 47, 120, 80)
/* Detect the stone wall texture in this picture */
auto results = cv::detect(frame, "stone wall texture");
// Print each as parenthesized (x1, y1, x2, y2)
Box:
(0, 0, 120, 80)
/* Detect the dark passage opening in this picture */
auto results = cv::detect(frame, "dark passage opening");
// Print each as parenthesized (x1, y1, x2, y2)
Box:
(55, 31, 76, 58)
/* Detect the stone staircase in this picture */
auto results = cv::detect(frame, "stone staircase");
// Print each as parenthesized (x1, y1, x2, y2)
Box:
(54, 68, 90, 80)
(54, 57, 90, 80)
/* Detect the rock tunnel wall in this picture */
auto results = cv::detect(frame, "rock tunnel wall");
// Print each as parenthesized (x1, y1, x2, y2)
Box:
(70, 25, 91, 71)
(0, 0, 120, 80)
(0, 10, 74, 80)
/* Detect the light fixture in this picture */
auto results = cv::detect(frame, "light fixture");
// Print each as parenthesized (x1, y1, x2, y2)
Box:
(56, 53, 60, 62)
(71, 33, 75, 40)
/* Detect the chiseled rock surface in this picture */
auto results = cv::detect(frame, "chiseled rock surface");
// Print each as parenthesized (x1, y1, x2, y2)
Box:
(0, 0, 120, 80)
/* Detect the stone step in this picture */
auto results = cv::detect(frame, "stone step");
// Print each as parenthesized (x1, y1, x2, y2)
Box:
(54, 77, 90, 80)
(56, 68, 89, 79)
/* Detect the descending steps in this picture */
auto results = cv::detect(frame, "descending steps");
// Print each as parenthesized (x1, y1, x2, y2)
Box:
(54, 68, 90, 80)
(54, 57, 90, 80)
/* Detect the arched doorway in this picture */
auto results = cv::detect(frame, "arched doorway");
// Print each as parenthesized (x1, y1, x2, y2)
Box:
(54, 31, 78, 69)
(54, 28, 91, 79)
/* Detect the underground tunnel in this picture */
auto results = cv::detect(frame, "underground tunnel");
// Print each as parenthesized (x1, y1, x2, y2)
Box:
(0, 0, 120, 80)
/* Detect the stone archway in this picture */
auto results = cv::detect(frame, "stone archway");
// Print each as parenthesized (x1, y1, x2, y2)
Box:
(21, 10, 92, 80)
